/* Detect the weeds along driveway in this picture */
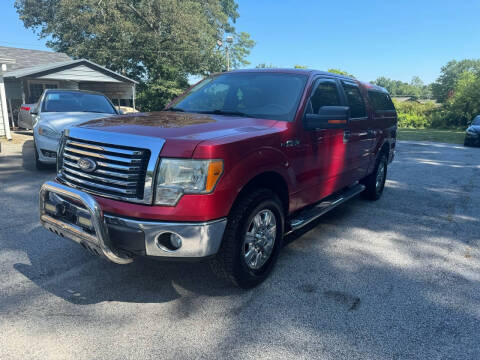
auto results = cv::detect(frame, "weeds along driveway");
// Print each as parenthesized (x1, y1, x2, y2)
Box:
(0, 139, 479, 360)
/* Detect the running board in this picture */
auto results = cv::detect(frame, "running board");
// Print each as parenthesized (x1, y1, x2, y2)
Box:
(285, 183, 365, 235)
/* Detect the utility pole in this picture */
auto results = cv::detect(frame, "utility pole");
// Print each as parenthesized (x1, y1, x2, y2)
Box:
(217, 36, 234, 72)
(226, 46, 230, 71)
(225, 36, 234, 71)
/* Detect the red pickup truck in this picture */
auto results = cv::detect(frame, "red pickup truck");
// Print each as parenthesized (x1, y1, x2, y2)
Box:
(39, 69, 397, 288)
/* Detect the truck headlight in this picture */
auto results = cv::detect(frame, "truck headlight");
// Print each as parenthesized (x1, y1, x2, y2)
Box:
(155, 159, 223, 206)
(38, 125, 61, 139)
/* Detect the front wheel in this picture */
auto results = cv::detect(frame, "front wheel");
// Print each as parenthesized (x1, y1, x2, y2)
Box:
(362, 153, 388, 201)
(210, 189, 284, 288)
(34, 141, 49, 170)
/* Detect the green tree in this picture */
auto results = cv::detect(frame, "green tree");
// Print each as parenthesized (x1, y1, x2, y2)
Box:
(294, 64, 308, 69)
(372, 76, 431, 99)
(15, 0, 254, 110)
(327, 68, 355, 78)
(442, 70, 480, 127)
(431, 59, 480, 102)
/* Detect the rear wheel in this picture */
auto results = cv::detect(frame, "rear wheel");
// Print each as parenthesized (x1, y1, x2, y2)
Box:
(362, 153, 388, 201)
(464, 138, 472, 147)
(210, 189, 284, 288)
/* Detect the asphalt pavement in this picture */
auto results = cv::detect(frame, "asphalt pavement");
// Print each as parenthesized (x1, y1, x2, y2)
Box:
(1, 135, 479, 360)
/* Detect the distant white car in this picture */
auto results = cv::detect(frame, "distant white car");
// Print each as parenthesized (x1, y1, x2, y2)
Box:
(32, 89, 119, 169)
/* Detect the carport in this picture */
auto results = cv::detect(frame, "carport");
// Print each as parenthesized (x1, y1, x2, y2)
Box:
(0, 55, 138, 138)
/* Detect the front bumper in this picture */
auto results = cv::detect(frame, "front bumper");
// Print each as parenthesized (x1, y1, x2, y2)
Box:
(465, 133, 480, 145)
(39, 181, 227, 264)
(34, 132, 60, 164)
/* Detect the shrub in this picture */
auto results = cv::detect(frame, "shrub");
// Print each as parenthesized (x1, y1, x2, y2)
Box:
(392, 100, 437, 128)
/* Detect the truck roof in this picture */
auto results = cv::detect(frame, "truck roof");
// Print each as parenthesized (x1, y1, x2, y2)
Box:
(227, 68, 390, 93)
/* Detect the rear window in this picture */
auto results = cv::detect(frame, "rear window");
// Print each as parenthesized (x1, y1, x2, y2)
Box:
(368, 91, 395, 111)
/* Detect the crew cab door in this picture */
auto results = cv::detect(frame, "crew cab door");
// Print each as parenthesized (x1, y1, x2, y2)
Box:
(287, 77, 351, 207)
(340, 81, 374, 180)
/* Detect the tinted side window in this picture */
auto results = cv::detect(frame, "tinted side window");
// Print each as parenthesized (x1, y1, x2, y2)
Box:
(368, 91, 395, 111)
(307, 80, 341, 114)
(342, 82, 366, 118)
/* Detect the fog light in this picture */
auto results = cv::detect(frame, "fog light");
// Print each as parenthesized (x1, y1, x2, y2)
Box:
(170, 233, 182, 249)
(77, 215, 93, 230)
(156, 232, 182, 251)
(44, 202, 58, 215)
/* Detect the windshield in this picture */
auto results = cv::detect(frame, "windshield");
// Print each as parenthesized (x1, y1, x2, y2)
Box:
(472, 116, 480, 125)
(170, 72, 308, 121)
(41, 91, 117, 114)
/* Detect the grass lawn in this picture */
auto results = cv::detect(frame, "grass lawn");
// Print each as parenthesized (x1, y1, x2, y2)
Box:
(397, 128, 465, 144)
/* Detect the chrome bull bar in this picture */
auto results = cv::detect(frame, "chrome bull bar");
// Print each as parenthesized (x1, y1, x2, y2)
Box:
(39, 181, 133, 264)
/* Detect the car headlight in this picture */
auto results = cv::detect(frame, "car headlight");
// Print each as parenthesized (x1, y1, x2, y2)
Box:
(38, 125, 61, 139)
(155, 159, 223, 206)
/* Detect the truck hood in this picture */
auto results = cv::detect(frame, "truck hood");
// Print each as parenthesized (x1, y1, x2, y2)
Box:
(76, 111, 280, 157)
(40, 112, 116, 132)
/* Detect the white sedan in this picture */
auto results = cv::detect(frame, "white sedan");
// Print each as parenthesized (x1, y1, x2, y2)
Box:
(32, 89, 119, 169)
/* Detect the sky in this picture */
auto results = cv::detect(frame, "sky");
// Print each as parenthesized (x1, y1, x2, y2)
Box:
(1, 0, 479, 84)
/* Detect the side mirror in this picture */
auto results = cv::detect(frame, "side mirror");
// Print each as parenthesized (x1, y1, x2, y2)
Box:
(304, 106, 349, 130)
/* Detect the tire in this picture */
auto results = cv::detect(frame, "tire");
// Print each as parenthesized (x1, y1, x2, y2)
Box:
(210, 188, 284, 288)
(34, 141, 49, 170)
(362, 152, 388, 201)
(464, 138, 471, 147)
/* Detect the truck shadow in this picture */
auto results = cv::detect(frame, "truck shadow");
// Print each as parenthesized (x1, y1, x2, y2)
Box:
(13, 242, 240, 306)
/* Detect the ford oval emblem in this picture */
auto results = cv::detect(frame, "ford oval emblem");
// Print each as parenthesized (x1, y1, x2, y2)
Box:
(77, 157, 97, 173)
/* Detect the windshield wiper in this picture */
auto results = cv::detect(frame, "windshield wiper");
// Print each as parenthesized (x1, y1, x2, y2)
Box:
(165, 107, 186, 112)
(198, 109, 250, 117)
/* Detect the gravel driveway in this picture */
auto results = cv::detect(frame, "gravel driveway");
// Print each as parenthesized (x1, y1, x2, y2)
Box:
(1, 136, 479, 360)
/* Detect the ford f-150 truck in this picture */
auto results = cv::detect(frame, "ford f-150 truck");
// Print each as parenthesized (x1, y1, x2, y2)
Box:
(39, 69, 397, 288)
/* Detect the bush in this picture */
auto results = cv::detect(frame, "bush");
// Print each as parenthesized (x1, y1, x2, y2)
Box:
(392, 100, 437, 128)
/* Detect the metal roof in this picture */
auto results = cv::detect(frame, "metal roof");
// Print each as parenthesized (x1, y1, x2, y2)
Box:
(2, 58, 138, 84)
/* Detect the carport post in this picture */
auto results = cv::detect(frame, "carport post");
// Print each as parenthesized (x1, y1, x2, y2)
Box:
(0, 77, 12, 140)
(132, 84, 136, 111)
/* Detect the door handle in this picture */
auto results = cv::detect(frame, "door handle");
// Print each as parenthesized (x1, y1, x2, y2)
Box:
(343, 130, 351, 143)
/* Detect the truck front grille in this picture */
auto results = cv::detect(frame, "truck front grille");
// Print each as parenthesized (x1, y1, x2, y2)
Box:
(59, 137, 150, 202)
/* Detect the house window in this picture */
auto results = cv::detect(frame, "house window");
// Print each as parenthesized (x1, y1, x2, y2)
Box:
(28, 81, 58, 103)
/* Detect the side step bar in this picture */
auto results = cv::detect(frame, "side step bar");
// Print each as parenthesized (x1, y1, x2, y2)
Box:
(285, 183, 365, 235)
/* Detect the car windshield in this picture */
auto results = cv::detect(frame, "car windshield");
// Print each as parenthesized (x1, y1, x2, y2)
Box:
(169, 72, 308, 121)
(41, 91, 117, 114)
(472, 116, 480, 125)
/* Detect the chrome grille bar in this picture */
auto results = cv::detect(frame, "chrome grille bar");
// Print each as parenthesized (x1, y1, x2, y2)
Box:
(64, 153, 139, 172)
(63, 145, 143, 164)
(66, 140, 143, 156)
(62, 166, 138, 187)
(62, 173, 137, 195)
(63, 159, 139, 179)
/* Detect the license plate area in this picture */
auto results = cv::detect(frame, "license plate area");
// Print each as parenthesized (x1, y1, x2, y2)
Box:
(43, 192, 95, 236)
